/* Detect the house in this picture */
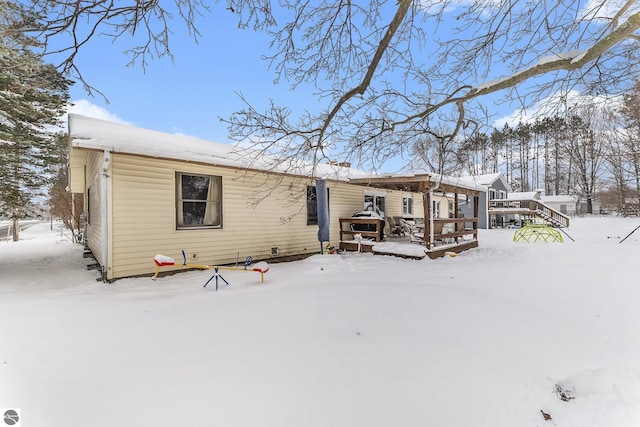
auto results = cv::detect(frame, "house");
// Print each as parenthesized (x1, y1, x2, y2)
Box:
(349, 173, 485, 256)
(540, 195, 578, 216)
(459, 173, 511, 229)
(508, 190, 542, 201)
(485, 190, 570, 228)
(69, 114, 473, 280)
(578, 199, 602, 215)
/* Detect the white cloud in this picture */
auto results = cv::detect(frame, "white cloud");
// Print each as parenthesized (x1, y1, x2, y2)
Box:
(52, 99, 131, 134)
(418, 0, 498, 15)
(580, 0, 640, 22)
(493, 90, 623, 128)
(67, 99, 130, 124)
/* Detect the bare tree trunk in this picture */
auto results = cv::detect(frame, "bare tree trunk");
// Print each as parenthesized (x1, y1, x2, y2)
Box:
(12, 218, 19, 242)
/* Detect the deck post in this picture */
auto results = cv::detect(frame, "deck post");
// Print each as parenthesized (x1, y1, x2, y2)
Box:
(473, 194, 479, 240)
(420, 182, 431, 249)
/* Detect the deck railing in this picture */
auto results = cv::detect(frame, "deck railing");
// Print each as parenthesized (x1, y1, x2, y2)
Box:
(488, 199, 570, 228)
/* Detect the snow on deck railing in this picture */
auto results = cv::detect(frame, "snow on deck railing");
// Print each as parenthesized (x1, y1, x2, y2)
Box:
(488, 199, 570, 227)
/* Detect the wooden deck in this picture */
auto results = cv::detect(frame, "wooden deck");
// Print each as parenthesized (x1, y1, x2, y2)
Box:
(488, 199, 570, 228)
(425, 239, 478, 259)
(338, 240, 376, 253)
(338, 217, 383, 242)
(338, 215, 480, 258)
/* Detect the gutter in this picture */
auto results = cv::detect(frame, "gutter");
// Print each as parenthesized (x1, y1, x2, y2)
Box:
(101, 150, 111, 281)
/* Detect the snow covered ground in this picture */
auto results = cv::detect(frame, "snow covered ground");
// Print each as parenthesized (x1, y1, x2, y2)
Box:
(1, 217, 639, 427)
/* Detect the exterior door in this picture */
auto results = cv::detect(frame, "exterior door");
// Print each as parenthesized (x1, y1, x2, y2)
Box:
(364, 193, 386, 218)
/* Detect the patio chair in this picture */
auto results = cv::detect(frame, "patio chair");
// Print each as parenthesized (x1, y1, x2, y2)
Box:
(387, 216, 405, 236)
(400, 218, 416, 235)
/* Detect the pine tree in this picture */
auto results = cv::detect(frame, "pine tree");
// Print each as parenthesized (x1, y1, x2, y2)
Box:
(1, 1, 71, 241)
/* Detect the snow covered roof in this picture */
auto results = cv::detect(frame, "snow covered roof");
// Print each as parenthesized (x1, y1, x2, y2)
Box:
(350, 172, 487, 195)
(462, 173, 512, 191)
(541, 195, 578, 203)
(428, 173, 488, 192)
(507, 191, 541, 200)
(68, 114, 369, 181)
(473, 173, 503, 185)
(68, 115, 490, 194)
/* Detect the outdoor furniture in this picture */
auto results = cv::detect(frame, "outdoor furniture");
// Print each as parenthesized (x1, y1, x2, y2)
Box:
(339, 217, 383, 242)
(387, 216, 405, 236)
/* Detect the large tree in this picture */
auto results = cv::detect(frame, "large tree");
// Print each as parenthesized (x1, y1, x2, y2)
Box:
(10, 0, 640, 171)
(1, 1, 71, 240)
(617, 80, 640, 213)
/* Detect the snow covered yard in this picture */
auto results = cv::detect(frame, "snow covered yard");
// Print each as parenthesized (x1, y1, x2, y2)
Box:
(1, 218, 639, 427)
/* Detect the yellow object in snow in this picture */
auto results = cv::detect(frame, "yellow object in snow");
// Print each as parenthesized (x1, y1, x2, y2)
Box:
(513, 219, 563, 243)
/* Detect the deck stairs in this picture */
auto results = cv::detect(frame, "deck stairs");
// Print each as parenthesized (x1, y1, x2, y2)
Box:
(488, 199, 570, 228)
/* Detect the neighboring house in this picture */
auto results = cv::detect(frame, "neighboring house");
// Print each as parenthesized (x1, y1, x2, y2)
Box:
(540, 195, 578, 216)
(495, 190, 570, 227)
(508, 191, 542, 201)
(68, 115, 439, 280)
(502, 191, 542, 226)
(459, 173, 511, 229)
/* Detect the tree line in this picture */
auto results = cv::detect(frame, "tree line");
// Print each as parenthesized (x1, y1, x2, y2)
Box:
(412, 83, 640, 215)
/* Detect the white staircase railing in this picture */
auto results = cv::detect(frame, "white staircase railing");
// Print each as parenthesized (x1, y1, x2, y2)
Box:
(488, 199, 570, 228)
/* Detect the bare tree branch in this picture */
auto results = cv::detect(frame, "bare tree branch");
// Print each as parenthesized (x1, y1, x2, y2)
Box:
(7, 0, 640, 171)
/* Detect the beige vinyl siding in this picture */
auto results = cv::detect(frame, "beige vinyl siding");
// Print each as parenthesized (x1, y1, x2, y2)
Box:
(414, 194, 425, 218)
(68, 147, 86, 193)
(384, 191, 402, 218)
(108, 154, 368, 279)
(383, 190, 424, 218)
(383, 191, 425, 235)
(85, 151, 105, 267)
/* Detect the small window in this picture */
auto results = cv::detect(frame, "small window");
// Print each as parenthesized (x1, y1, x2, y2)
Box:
(364, 193, 386, 217)
(402, 196, 414, 216)
(432, 200, 441, 218)
(176, 172, 222, 229)
(307, 186, 318, 225)
(307, 186, 329, 225)
(86, 187, 91, 225)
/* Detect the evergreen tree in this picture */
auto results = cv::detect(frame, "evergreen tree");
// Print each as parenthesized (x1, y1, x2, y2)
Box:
(0, 1, 71, 240)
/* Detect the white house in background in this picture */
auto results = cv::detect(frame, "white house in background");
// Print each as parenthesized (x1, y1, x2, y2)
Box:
(508, 190, 542, 201)
(540, 195, 579, 216)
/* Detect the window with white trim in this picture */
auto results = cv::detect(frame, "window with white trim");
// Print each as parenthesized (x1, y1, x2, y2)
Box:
(176, 172, 222, 229)
(364, 193, 386, 217)
(402, 196, 414, 216)
(307, 186, 330, 225)
(432, 200, 441, 218)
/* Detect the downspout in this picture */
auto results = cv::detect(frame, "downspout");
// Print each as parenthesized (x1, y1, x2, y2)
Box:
(101, 150, 111, 282)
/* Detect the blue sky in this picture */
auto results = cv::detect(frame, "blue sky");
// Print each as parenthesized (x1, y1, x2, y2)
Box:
(59, 1, 630, 172)
(62, 6, 513, 173)
(65, 12, 320, 142)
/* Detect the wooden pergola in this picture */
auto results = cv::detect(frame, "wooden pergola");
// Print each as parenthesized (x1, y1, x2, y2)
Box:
(350, 173, 484, 258)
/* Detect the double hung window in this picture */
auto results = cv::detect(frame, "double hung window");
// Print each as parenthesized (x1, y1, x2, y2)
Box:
(176, 173, 222, 228)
